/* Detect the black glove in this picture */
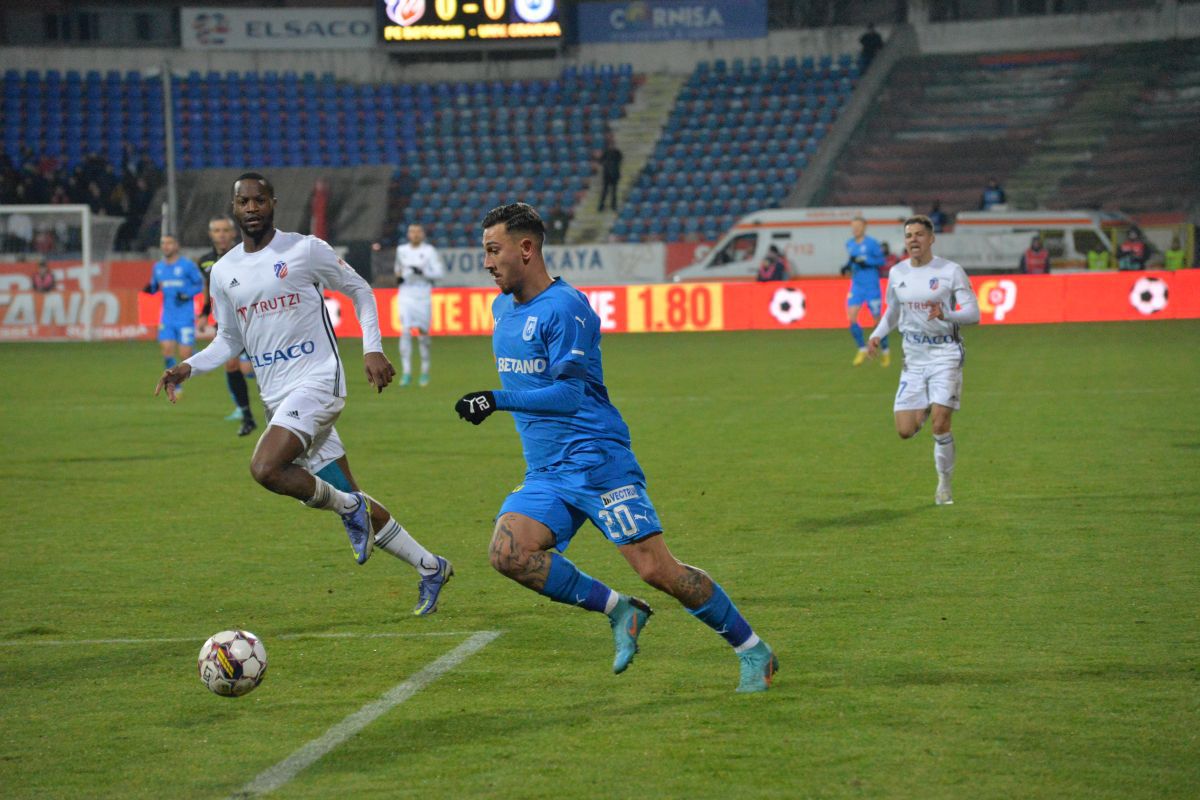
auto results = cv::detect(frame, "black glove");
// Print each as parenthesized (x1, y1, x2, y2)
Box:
(175, 292, 191, 303)
(839, 263, 851, 276)
(142, 282, 155, 293)
(201, 300, 212, 317)
(396, 275, 405, 286)
(411, 266, 424, 276)
(853, 256, 867, 265)
(455, 391, 496, 425)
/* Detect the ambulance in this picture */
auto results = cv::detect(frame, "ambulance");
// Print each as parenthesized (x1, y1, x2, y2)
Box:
(670, 207, 1122, 280)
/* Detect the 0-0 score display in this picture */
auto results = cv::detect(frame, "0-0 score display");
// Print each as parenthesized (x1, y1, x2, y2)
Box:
(379, 0, 562, 46)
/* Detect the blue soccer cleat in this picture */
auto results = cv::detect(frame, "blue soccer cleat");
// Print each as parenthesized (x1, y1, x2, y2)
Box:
(608, 595, 653, 674)
(341, 492, 375, 565)
(736, 641, 779, 693)
(413, 556, 454, 616)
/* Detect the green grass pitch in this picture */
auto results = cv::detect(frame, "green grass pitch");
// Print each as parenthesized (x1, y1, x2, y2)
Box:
(1, 321, 1197, 799)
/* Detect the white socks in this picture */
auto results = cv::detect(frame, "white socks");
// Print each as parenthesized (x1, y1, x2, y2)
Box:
(375, 518, 438, 574)
(399, 330, 431, 378)
(304, 477, 359, 515)
(934, 433, 955, 483)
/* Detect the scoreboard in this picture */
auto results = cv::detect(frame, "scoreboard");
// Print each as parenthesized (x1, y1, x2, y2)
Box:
(378, 0, 563, 49)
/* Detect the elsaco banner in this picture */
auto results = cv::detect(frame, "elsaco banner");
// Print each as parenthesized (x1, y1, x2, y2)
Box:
(181, 7, 376, 50)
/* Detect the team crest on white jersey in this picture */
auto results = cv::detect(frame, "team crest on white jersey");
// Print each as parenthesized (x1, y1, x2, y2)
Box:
(274, 261, 288, 279)
(929, 278, 939, 290)
(522, 316, 538, 341)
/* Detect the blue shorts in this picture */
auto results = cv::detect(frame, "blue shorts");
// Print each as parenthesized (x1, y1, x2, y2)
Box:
(847, 291, 882, 315)
(499, 443, 663, 552)
(158, 320, 195, 345)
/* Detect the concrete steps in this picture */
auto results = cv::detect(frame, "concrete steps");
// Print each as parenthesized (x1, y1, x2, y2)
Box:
(567, 73, 686, 244)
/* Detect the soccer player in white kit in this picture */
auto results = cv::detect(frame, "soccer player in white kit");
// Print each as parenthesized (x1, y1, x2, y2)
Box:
(394, 223, 443, 387)
(867, 215, 980, 505)
(155, 174, 453, 615)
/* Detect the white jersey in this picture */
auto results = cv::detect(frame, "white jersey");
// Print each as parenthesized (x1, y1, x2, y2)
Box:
(870, 256, 980, 367)
(185, 230, 383, 409)
(394, 241, 443, 300)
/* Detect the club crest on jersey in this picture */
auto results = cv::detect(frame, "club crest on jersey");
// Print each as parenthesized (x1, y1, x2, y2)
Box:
(929, 278, 940, 290)
(274, 261, 288, 279)
(522, 316, 538, 341)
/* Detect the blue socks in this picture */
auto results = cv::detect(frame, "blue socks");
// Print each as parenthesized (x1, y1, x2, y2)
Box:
(164, 356, 176, 369)
(880, 334, 889, 351)
(542, 554, 615, 613)
(687, 582, 753, 649)
(849, 322, 865, 348)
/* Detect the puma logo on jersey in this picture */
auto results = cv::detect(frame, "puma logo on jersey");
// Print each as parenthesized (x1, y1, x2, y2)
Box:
(574, 315, 585, 327)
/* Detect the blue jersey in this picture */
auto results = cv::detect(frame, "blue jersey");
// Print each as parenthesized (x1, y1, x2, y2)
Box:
(149, 258, 203, 323)
(845, 235, 884, 298)
(491, 278, 631, 471)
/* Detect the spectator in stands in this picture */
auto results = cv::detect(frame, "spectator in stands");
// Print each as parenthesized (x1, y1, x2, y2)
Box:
(1164, 236, 1186, 270)
(1117, 228, 1149, 271)
(881, 241, 900, 275)
(928, 200, 947, 233)
(859, 23, 885, 72)
(756, 246, 793, 282)
(1087, 242, 1111, 271)
(32, 258, 56, 293)
(979, 178, 1006, 210)
(597, 135, 623, 213)
(546, 205, 570, 244)
(1018, 235, 1051, 274)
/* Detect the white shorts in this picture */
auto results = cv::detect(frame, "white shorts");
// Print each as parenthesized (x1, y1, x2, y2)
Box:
(894, 363, 963, 412)
(398, 293, 432, 332)
(267, 385, 347, 473)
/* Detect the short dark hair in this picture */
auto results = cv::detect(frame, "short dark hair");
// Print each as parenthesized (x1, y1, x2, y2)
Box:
(903, 215, 934, 232)
(209, 214, 235, 226)
(482, 203, 545, 245)
(233, 172, 274, 198)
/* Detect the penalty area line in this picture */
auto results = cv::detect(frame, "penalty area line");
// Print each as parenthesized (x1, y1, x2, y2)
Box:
(230, 629, 502, 799)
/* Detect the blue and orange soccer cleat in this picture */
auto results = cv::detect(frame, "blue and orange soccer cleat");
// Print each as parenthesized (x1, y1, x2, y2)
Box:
(413, 556, 454, 616)
(736, 641, 779, 693)
(341, 492, 375, 565)
(608, 595, 653, 674)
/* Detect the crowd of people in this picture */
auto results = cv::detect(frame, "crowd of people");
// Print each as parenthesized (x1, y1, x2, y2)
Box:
(0, 146, 163, 254)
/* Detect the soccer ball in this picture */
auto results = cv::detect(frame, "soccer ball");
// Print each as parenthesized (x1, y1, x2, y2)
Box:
(1129, 276, 1168, 315)
(197, 630, 268, 697)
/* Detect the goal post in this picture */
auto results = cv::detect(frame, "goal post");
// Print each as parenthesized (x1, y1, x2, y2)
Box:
(0, 204, 128, 341)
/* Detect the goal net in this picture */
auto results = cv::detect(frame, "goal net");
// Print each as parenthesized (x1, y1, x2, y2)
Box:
(0, 204, 129, 341)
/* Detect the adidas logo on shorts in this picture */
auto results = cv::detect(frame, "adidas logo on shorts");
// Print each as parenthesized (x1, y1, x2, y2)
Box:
(287, 409, 300, 419)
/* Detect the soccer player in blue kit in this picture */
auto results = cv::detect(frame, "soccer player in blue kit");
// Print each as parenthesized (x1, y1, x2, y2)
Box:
(454, 204, 777, 693)
(143, 234, 204, 379)
(843, 215, 890, 367)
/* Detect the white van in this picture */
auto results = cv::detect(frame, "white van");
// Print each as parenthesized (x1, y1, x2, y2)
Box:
(671, 207, 913, 281)
(671, 207, 1122, 280)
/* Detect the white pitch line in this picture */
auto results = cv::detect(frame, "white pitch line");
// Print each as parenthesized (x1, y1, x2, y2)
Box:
(231, 630, 502, 799)
(0, 631, 485, 648)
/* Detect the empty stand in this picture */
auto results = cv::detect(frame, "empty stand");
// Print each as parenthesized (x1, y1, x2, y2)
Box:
(612, 55, 859, 243)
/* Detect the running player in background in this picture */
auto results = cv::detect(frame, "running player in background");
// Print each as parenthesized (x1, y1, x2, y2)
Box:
(143, 234, 204, 391)
(394, 223, 443, 387)
(198, 214, 258, 437)
(867, 215, 980, 505)
(843, 215, 890, 367)
(454, 203, 777, 693)
(156, 173, 453, 615)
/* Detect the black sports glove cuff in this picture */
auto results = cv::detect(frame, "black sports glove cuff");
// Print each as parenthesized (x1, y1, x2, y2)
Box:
(455, 391, 497, 425)
(142, 283, 155, 293)
(396, 275, 405, 286)
(201, 300, 212, 317)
